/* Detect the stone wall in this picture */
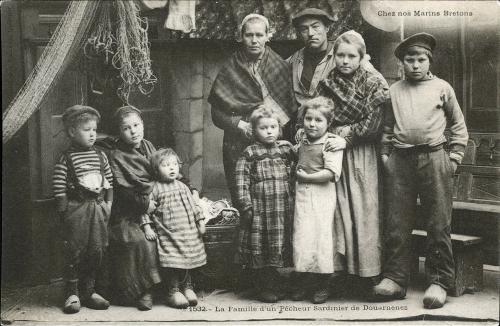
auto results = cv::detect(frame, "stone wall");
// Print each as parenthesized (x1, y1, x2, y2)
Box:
(163, 42, 235, 192)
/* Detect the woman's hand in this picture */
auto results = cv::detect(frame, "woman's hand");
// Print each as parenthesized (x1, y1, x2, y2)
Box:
(295, 128, 304, 143)
(147, 199, 157, 214)
(324, 135, 347, 152)
(331, 126, 351, 138)
(296, 168, 309, 183)
(143, 224, 157, 241)
(237, 120, 252, 139)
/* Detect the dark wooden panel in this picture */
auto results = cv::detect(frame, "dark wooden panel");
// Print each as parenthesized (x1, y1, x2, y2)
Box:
(141, 108, 168, 148)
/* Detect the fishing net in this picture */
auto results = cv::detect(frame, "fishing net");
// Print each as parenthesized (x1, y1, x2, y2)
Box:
(3, 0, 157, 144)
(84, 0, 157, 104)
(2, 1, 100, 144)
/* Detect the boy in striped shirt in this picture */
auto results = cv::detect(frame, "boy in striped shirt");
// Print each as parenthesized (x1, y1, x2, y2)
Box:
(52, 105, 113, 313)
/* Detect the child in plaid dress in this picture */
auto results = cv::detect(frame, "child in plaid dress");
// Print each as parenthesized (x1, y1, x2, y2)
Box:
(234, 106, 294, 303)
(141, 148, 206, 309)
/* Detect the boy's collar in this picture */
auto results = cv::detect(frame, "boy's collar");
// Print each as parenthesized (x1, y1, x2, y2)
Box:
(69, 143, 94, 152)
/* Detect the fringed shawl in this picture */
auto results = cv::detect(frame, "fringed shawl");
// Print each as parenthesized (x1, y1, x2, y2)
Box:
(320, 66, 389, 144)
(109, 139, 156, 195)
(208, 46, 297, 119)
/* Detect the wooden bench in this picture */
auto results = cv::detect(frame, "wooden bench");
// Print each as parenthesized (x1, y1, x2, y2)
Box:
(411, 229, 483, 297)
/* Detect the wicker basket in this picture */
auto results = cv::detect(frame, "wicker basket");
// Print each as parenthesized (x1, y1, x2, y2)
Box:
(196, 222, 240, 290)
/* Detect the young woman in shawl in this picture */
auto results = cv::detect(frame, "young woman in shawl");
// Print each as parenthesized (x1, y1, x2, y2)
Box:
(107, 106, 198, 310)
(208, 14, 297, 207)
(318, 31, 390, 295)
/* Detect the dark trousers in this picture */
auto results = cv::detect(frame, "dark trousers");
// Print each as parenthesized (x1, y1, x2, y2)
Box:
(62, 198, 108, 298)
(383, 147, 455, 290)
(63, 243, 105, 298)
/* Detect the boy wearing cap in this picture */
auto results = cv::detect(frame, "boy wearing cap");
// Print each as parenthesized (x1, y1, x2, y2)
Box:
(52, 105, 114, 313)
(374, 33, 468, 308)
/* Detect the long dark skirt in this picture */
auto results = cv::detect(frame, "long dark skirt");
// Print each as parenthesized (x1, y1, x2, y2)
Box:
(108, 218, 161, 305)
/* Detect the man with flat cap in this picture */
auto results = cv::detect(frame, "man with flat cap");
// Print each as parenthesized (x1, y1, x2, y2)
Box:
(288, 8, 337, 106)
(375, 32, 468, 309)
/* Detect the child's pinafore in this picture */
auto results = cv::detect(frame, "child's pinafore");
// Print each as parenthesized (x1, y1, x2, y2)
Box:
(293, 134, 343, 273)
(150, 180, 207, 269)
(235, 141, 294, 269)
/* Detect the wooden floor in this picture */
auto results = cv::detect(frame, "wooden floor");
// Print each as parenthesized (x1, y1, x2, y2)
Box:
(2, 265, 498, 325)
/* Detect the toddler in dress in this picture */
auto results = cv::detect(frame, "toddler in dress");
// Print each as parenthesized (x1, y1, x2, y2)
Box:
(141, 148, 206, 309)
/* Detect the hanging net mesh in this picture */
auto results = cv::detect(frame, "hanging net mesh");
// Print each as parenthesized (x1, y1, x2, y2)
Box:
(2, 0, 100, 144)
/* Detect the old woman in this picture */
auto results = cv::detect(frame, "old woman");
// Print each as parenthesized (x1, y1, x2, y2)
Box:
(208, 13, 297, 206)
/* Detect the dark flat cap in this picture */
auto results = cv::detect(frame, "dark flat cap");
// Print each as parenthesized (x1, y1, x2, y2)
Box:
(395, 32, 436, 59)
(62, 105, 100, 126)
(292, 8, 335, 27)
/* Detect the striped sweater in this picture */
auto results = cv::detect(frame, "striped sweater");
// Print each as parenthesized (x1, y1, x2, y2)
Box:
(53, 147, 113, 197)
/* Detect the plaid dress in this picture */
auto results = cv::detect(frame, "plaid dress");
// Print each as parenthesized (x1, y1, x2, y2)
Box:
(235, 141, 294, 269)
(150, 180, 207, 269)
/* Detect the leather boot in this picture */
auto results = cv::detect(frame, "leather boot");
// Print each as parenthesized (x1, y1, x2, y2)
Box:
(257, 268, 278, 303)
(290, 272, 307, 301)
(137, 290, 153, 311)
(311, 274, 330, 304)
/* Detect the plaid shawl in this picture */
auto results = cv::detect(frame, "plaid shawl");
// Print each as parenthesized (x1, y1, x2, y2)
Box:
(319, 66, 389, 144)
(208, 46, 297, 120)
(109, 139, 156, 195)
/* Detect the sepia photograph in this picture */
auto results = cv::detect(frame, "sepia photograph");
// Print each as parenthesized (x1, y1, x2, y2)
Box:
(1, 0, 498, 324)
